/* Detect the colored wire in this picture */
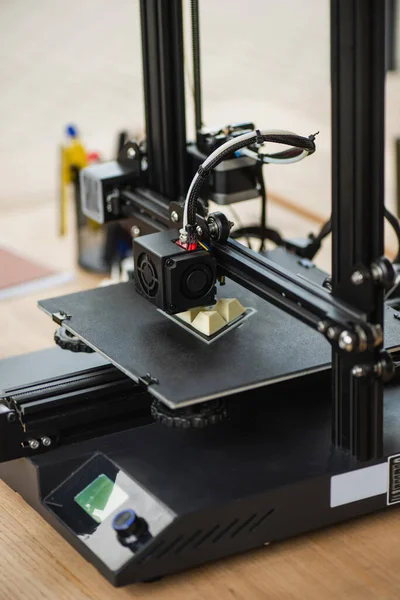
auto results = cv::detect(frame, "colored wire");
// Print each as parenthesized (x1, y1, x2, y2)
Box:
(198, 241, 210, 252)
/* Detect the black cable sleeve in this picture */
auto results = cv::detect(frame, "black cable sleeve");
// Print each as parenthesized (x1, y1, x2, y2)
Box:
(261, 148, 304, 160)
(308, 209, 400, 264)
(240, 147, 304, 162)
(188, 177, 205, 223)
(258, 164, 267, 251)
(186, 131, 315, 226)
(197, 166, 207, 177)
(314, 218, 332, 244)
(205, 135, 314, 172)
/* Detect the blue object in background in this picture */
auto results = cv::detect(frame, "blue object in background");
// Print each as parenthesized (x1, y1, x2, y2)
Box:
(66, 124, 78, 138)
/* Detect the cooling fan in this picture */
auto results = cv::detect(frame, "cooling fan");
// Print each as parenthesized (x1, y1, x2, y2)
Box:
(133, 230, 217, 313)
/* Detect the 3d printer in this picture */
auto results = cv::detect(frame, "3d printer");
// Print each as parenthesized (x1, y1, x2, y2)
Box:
(1, 0, 400, 587)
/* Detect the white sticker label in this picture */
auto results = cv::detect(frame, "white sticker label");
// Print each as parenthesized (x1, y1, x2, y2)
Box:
(330, 463, 388, 508)
(387, 454, 400, 505)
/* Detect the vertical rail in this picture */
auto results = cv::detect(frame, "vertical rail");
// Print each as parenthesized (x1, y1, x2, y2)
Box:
(331, 0, 386, 461)
(140, 0, 187, 201)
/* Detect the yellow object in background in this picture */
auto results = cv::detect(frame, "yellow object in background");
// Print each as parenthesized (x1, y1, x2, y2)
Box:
(59, 125, 88, 236)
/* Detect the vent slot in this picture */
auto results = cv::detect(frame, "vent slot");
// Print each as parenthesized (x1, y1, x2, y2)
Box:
(136, 540, 165, 564)
(249, 509, 275, 532)
(156, 536, 184, 559)
(174, 530, 202, 554)
(194, 525, 220, 548)
(231, 514, 257, 538)
(212, 519, 239, 543)
(136, 508, 275, 565)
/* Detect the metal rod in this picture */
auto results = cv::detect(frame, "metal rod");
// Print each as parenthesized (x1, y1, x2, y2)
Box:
(191, 0, 203, 135)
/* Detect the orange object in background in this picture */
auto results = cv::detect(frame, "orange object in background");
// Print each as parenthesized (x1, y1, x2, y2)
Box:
(0, 247, 72, 301)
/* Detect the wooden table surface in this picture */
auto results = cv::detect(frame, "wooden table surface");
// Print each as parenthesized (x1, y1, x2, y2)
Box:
(1, 206, 400, 599)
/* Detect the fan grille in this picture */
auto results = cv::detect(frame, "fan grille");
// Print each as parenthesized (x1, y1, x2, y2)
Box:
(137, 253, 159, 297)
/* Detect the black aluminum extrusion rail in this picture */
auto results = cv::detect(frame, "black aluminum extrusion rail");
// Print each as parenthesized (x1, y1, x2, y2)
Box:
(211, 238, 374, 347)
(331, 0, 386, 461)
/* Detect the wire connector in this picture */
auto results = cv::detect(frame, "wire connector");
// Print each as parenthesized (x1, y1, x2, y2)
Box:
(179, 227, 188, 243)
(309, 131, 320, 142)
(197, 165, 208, 178)
(179, 225, 197, 251)
(185, 224, 198, 250)
(255, 129, 264, 145)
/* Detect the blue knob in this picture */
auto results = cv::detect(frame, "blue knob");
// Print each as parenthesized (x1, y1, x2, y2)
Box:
(112, 509, 137, 537)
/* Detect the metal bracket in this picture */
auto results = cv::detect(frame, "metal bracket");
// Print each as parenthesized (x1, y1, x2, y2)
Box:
(51, 311, 72, 326)
(138, 373, 159, 387)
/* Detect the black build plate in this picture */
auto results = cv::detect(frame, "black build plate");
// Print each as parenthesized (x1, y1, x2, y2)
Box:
(39, 281, 400, 409)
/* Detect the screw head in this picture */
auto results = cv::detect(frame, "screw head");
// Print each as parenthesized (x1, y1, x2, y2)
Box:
(131, 225, 141, 238)
(165, 259, 175, 268)
(41, 436, 52, 447)
(196, 225, 203, 237)
(323, 276, 332, 291)
(352, 365, 364, 378)
(28, 439, 40, 450)
(351, 270, 364, 286)
(170, 211, 179, 223)
(338, 331, 354, 352)
(127, 147, 136, 158)
(327, 327, 337, 340)
(318, 321, 328, 333)
(7, 412, 16, 423)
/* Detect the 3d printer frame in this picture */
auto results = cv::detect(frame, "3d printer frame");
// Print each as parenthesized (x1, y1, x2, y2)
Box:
(85, 0, 390, 463)
(1, 0, 399, 587)
(0, 0, 393, 464)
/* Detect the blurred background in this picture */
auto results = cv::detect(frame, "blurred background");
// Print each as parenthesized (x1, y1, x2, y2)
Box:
(0, 0, 399, 354)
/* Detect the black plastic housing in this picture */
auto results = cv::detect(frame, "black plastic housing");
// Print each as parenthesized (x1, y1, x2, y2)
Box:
(187, 144, 258, 205)
(133, 230, 217, 313)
